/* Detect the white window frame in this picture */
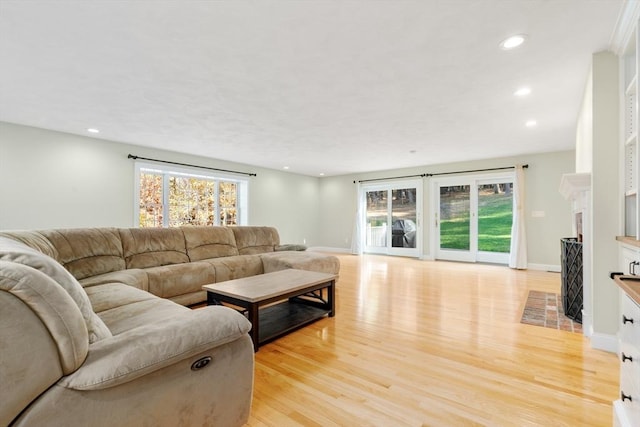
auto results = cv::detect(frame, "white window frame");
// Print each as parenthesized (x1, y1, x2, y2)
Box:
(134, 161, 249, 227)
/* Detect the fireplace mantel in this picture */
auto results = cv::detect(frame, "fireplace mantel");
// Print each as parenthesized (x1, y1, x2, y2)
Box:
(559, 173, 591, 201)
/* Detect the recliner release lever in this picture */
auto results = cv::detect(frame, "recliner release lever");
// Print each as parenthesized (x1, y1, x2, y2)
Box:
(191, 356, 212, 371)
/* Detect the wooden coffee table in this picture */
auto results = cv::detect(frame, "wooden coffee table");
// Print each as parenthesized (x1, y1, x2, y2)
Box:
(203, 269, 337, 351)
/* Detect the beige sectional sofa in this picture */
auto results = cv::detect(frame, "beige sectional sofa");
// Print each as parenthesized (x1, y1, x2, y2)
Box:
(0, 226, 340, 427)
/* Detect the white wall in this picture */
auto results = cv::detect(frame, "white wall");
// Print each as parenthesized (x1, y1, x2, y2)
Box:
(1, 121, 575, 268)
(590, 51, 621, 339)
(319, 150, 575, 268)
(571, 51, 620, 349)
(0, 122, 320, 245)
(248, 169, 320, 246)
(575, 67, 594, 174)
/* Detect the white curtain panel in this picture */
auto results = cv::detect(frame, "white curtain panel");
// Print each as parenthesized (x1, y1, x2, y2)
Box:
(509, 165, 528, 269)
(351, 182, 363, 255)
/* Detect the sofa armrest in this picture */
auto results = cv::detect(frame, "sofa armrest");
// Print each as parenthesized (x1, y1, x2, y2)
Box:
(58, 306, 251, 390)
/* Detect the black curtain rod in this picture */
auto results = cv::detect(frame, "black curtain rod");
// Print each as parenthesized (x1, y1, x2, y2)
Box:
(353, 165, 528, 183)
(427, 164, 528, 177)
(354, 173, 427, 184)
(128, 154, 257, 177)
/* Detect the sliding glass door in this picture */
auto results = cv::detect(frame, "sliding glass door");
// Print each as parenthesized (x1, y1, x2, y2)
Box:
(363, 180, 422, 257)
(365, 189, 388, 249)
(434, 174, 513, 264)
(439, 185, 471, 257)
(477, 182, 513, 259)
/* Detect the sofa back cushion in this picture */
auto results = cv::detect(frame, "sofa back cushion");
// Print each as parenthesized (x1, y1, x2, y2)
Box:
(182, 226, 239, 261)
(0, 261, 91, 427)
(39, 228, 125, 280)
(0, 236, 112, 344)
(0, 230, 59, 259)
(0, 260, 90, 373)
(120, 227, 189, 269)
(231, 226, 280, 255)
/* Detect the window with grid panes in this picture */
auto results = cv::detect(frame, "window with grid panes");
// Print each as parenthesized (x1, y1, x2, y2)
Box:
(135, 162, 247, 227)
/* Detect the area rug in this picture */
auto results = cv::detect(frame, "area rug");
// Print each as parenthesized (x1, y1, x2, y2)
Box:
(520, 290, 582, 333)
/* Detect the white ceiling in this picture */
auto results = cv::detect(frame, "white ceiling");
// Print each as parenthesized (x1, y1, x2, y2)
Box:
(0, 0, 624, 177)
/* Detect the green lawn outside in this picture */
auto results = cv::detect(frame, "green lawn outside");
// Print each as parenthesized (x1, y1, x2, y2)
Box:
(440, 192, 512, 252)
(440, 216, 470, 250)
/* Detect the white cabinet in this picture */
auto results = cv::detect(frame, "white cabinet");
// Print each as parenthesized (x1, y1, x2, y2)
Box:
(616, 290, 640, 426)
(622, 245, 640, 276)
(614, 244, 640, 426)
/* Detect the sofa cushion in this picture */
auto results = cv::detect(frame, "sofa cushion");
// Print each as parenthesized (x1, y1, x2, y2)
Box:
(79, 269, 149, 291)
(260, 251, 341, 275)
(0, 260, 89, 374)
(1, 287, 64, 427)
(203, 255, 264, 282)
(84, 282, 157, 314)
(276, 244, 307, 251)
(120, 227, 189, 269)
(144, 260, 216, 299)
(58, 305, 252, 390)
(182, 226, 239, 261)
(0, 230, 58, 259)
(97, 297, 191, 335)
(39, 228, 125, 280)
(231, 226, 279, 255)
(169, 290, 207, 307)
(0, 237, 112, 344)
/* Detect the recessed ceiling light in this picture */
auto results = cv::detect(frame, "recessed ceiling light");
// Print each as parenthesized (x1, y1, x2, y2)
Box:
(319, 173, 325, 176)
(87, 128, 100, 133)
(514, 87, 531, 97)
(525, 120, 537, 127)
(500, 34, 527, 50)
(283, 166, 289, 170)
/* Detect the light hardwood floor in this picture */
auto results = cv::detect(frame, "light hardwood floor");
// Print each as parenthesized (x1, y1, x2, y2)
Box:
(245, 254, 619, 427)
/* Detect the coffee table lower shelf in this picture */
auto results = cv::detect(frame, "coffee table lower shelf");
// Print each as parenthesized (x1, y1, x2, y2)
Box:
(203, 269, 337, 351)
(259, 300, 330, 345)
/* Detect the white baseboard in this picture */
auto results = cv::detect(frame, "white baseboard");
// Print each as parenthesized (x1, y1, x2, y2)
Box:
(306, 251, 564, 274)
(581, 310, 592, 338)
(590, 331, 618, 353)
(527, 263, 561, 272)
(614, 400, 633, 427)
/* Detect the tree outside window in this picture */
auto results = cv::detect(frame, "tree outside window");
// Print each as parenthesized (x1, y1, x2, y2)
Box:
(136, 165, 246, 228)
(139, 173, 164, 227)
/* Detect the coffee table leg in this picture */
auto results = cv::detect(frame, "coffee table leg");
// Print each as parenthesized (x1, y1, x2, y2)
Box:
(248, 302, 260, 352)
(328, 280, 335, 317)
(207, 292, 221, 306)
